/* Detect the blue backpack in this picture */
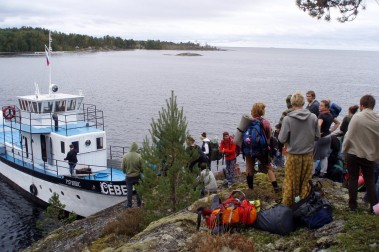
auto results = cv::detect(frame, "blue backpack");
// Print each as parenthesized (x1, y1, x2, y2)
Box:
(330, 102, 342, 118)
(242, 119, 268, 156)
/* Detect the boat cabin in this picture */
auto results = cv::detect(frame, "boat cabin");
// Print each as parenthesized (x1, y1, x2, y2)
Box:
(18, 93, 83, 114)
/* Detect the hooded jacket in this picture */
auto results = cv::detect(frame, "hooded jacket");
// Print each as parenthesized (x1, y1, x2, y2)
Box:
(342, 109, 379, 162)
(278, 108, 320, 154)
(121, 142, 143, 178)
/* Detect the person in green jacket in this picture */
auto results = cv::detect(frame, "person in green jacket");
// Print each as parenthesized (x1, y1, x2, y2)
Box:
(122, 142, 143, 208)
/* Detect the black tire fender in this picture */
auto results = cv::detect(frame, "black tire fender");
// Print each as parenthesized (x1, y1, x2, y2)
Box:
(30, 184, 38, 196)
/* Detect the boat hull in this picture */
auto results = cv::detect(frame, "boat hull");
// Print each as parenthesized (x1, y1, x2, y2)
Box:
(0, 159, 127, 217)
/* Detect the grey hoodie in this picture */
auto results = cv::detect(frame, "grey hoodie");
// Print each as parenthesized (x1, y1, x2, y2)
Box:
(278, 108, 320, 154)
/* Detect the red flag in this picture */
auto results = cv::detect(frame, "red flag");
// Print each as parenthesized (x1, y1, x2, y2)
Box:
(45, 45, 50, 66)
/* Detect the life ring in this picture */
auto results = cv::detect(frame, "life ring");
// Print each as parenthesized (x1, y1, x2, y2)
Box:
(2, 106, 16, 120)
(30, 184, 38, 196)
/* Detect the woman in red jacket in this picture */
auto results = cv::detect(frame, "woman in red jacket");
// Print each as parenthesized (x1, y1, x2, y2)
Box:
(219, 132, 237, 186)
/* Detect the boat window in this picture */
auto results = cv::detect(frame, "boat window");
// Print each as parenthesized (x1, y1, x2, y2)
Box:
(76, 98, 83, 110)
(23, 100, 29, 111)
(96, 137, 103, 149)
(18, 99, 25, 110)
(67, 99, 76, 111)
(55, 100, 66, 112)
(61, 141, 65, 153)
(38, 102, 42, 113)
(32, 102, 38, 113)
(28, 101, 33, 112)
(43, 101, 53, 113)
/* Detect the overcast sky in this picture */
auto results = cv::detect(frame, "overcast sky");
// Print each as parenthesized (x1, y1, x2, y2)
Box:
(1, 0, 378, 51)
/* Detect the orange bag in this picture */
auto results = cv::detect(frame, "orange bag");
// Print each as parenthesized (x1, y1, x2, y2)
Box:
(197, 190, 257, 230)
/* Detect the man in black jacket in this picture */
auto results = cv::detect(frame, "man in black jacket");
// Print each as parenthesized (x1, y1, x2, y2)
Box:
(64, 144, 78, 175)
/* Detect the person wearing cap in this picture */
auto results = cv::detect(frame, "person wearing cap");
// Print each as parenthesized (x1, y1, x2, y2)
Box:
(200, 132, 212, 169)
(219, 132, 237, 186)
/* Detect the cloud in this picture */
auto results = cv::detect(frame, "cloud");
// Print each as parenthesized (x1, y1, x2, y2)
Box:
(0, 0, 378, 50)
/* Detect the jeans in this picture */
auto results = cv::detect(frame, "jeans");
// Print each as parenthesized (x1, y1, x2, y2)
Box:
(126, 176, 142, 208)
(69, 163, 76, 175)
(225, 159, 236, 184)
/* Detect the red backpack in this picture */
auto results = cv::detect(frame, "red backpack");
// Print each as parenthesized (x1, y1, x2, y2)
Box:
(197, 190, 257, 231)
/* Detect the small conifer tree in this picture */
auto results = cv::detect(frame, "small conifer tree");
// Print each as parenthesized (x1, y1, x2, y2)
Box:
(137, 91, 200, 220)
(37, 192, 77, 235)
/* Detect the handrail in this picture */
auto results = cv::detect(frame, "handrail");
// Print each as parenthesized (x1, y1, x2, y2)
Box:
(0, 142, 121, 181)
(1, 103, 104, 136)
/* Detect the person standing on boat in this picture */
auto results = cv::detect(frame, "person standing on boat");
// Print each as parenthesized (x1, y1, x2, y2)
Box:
(122, 142, 143, 208)
(342, 94, 379, 213)
(64, 144, 78, 176)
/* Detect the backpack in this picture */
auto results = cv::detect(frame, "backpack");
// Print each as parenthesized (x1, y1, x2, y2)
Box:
(330, 102, 342, 118)
(242, 119, 268, 156)
(202, 141, 212, 160)
(209, 139, 222, 161)
(196, 145, 208, 164)
(197, 190, 257, 233)
(254, 204, 295, 235)
(292, 180, 333, 229)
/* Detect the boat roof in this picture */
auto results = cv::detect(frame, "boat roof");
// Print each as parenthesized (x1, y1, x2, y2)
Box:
(18, 93, 84, 102)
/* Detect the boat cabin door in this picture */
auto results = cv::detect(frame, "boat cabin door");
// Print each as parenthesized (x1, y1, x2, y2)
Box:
(40, 135, 47, 162)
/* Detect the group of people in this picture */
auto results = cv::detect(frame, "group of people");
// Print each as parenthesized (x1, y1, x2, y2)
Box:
(279, 91, 379, 214)
(119, 91, 379, 214)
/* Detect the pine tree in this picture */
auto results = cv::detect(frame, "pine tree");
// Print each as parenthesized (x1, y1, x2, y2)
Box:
(37, 192, 77, 235)
(137, 90, 200, 220)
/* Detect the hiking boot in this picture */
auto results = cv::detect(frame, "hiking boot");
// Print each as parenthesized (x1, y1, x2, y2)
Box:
(274, 187, 282, 193)
(246, 175, 254, 190)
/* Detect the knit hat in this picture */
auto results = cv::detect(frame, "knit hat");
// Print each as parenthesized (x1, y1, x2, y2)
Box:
(200, 132, 207, 140)
(223, 132, 229, 137)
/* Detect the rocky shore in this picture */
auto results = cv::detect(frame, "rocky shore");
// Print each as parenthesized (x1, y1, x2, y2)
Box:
(24, 168, 379, 252)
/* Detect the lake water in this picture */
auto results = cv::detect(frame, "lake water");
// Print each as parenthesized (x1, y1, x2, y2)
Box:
(1, 47, 379, 250)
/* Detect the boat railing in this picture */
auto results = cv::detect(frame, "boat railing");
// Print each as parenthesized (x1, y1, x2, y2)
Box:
(0, 142, 119, 181)
(1, 104, 104, 136)
(108, 145, 130, 160)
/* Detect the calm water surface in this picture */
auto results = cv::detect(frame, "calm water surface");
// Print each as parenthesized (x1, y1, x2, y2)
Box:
(0, 47, 379, 250)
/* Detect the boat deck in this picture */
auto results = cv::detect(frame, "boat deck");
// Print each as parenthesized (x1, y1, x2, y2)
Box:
(0, 121, 102, 136)
(0, 152, 126, 182)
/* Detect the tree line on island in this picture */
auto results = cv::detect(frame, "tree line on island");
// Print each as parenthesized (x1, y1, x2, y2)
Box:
(0, 27, 218, 53)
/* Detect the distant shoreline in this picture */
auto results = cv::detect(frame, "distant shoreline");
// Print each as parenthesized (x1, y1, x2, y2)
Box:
(0, 47, 225, 56)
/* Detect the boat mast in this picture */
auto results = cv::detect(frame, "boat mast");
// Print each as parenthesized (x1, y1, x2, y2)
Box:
(46, 31, 52, 95)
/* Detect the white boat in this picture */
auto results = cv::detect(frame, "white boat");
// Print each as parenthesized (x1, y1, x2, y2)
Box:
(0, 32, 128, 217)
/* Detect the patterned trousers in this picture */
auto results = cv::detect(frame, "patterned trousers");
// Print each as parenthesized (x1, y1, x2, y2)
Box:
(282, 152, 313, 206)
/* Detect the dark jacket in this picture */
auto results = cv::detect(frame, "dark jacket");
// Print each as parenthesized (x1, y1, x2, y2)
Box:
(306, 100, 320, 117)
(64, 149, 78, 164)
